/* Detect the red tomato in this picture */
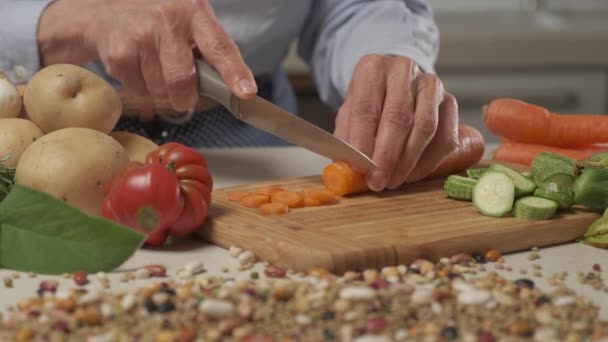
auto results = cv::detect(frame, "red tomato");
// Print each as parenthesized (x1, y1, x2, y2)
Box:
(146, 142, 213, 237)
(103, 163, 184, 246)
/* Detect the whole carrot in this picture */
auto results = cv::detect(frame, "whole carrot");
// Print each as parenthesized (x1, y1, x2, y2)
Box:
(492, 140, 608, 166)
(323, 125, 485, 196)
(484, 98, 608, 147)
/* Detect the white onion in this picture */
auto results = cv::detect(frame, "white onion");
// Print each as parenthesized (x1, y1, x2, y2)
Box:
(0, 71, 22, 118)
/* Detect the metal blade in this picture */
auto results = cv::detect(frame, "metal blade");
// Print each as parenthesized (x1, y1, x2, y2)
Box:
(236, 96, 377, 172)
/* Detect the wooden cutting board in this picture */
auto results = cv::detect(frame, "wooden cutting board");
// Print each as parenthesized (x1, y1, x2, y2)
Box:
(197, 166, 600, 274)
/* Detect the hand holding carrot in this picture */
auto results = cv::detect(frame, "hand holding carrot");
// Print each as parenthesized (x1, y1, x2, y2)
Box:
(334, 55, 460, 191)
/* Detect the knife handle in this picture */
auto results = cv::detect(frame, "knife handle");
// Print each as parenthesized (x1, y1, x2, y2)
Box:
(195, 59, 239, 114)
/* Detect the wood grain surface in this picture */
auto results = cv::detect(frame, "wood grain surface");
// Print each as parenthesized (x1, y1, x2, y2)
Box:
(197, 170, 600, 274)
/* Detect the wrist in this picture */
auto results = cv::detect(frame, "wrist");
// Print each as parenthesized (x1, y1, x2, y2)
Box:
(37, 0, 97, 66)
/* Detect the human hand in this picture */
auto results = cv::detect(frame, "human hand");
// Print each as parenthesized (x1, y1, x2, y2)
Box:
(334, 54, 459, 191)
(38, 0, 256, 112)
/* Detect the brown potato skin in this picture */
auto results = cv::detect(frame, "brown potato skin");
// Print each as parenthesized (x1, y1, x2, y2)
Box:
(23, 64, 121, 134)
(109, 131, 159, 163)
(15, 127, 129, 216)
(0, 118, 44, 167)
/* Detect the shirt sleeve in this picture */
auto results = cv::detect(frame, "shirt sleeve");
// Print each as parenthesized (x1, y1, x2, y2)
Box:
(298, 0, 439, 109)
(0, 0, 55, 84)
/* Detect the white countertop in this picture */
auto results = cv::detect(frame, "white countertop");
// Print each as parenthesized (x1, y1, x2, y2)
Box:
(1, 145, 608, 320)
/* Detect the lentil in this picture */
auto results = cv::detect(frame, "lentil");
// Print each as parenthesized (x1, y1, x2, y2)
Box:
(144, 265, 167, 277)
(3, 277, 13, 288)
(264, 265, 286, 278)
(73, 271, 88, 286)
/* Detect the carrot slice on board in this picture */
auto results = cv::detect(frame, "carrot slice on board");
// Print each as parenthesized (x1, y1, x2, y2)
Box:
(259, 202, 289, 215)
(270, 191, 304, 208)
(302, 196, 322, 207)
(302, 188, 337, 205)
(240, 194, 270, 208)
(255, 186, 285, 196)
(227, 191, 252, 202)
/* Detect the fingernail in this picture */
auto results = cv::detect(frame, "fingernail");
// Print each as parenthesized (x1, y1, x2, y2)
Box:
(238, 78, 257, 95)
(368, 170, 387, 192)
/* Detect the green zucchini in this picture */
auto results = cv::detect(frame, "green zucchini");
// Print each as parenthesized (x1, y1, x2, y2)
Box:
(472, 171, 515, 217)
(513, 196, 558, 220)
(489, 163, 536, 197)
(443, 175, 477, 201)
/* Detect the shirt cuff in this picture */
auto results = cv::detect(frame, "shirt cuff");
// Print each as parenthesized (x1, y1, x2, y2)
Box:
(0, 1, 55, 84)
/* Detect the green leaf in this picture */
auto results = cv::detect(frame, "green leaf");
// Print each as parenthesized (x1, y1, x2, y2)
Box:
(0, 185, 145, 274)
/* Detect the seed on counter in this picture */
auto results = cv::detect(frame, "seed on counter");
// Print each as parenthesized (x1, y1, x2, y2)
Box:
(250, 272, 259, 280)
(10, 273, 19, 279)
(505, 266, 513, 272)
(531, 246, 540, 251)
(39, 280, 58, 293)
(237, 251, 256, 265)
(184, 261, 205, 275)
(95, 272, 108, 282)
(528, 252, 541, 261)
(264, 265, 286, 278)
(73, 271, 88, 286)
(473, 253, 487, 264)
(494, 264, 504, 270)
(484, 249, 502, 262)
(533, 272, 543, 278)
(519, 269, 528, 275)
(3, 277, 13, 288)
(144, 265, 167, 277)
(593, 264, 602, 272)
(134, 268, 151, 279)
(61, 273, 71, 279)
(27, 272, 36, 278)
(228, 245, 243, 258)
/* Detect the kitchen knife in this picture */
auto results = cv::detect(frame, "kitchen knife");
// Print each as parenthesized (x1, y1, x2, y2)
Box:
(195, 59, 378, 172)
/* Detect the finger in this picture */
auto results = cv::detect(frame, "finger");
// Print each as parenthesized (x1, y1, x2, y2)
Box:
(406, 93, 459, 183)
(157, 4, 198, 111)
(140, 37, 168, 99)
(101, 34, 147, 97)
(387, 74, 443, 189)
(367, 64, 416, 191)
(345, 55, 388, 166)
(334, 104, 350, 142)
(190, 1, 257, 99)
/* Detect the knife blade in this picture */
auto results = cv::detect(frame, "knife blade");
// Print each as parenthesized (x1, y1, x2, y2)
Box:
(195, 59, 377, 172)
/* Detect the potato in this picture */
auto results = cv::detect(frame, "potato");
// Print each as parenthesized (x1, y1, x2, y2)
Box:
(0, 118, 44, 166)
(23, 64, 121, 134)
(109, 131, 159, 163)
(15, 127, 129, 216)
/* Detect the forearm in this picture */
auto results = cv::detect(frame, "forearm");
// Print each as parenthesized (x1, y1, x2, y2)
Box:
(299, 0, 439, 109)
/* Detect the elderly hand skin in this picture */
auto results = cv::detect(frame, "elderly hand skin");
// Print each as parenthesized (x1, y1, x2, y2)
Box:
(37, 0, 257, 112)
(335, 54, 459, 192)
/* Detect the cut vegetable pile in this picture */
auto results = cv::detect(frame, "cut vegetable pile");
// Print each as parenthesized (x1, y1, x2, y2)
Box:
(444, 150, 608, 230)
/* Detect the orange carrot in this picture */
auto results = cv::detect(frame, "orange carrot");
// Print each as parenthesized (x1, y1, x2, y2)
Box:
(322, 161, 369, 197)
(323, 125, 485, 196)
(270, 191, 304, 208)
(259, 202, 289, 215)
(227, 191, 251, 202)
(255, 186, 285, 196)
(302, 196, 322, 207)
(302, 188, 337, 204)
(484, 98, 608, 147)
(240, 194, 270, 208)
(492, 140, 608, 166)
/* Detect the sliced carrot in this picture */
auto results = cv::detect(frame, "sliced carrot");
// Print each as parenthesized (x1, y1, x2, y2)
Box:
(259, 202, 289, 215)
(484, 98, 608, 147)
(270, 191, 304, 208)
(240, 194, 270, 208)
(227, 191, 252, 202)
(322, 161, 368, 197)
(302, 188, 337, 205)
(255, 186, 285, 196)
(302, 196, 322, 207)
(322, 125, 485, 196)
(492, 140, 608, 166)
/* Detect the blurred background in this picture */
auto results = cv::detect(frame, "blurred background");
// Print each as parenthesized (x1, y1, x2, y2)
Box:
(281, 0, 608, 143)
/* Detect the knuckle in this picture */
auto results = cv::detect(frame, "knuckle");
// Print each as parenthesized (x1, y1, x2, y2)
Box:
(350, 101, 382, 125)
(106, 44, 135, 68)
(164, 68, 196, 90)
(357, 54, 385, 72)
(415, 114, 438, 136)
(382, 107, 413, 129)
